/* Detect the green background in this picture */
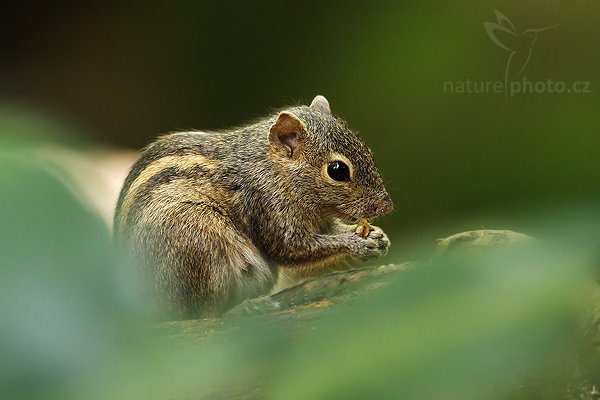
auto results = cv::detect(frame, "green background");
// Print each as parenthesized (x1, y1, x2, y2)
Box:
(3, 1, 598, 255)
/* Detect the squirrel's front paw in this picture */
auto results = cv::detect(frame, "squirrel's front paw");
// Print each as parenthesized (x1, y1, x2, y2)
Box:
(348, 225, 390, 260)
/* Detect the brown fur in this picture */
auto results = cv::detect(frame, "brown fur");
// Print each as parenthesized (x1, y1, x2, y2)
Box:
(114, 96, 392, 319)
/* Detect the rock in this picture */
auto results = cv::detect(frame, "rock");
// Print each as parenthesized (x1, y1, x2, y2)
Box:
(226, 263, 413, 317)
(226, 296, 282, 317)
(434, 229, 535, 257)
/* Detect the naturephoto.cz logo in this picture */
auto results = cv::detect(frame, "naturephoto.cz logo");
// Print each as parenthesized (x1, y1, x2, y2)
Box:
(444, 10, 591, 97)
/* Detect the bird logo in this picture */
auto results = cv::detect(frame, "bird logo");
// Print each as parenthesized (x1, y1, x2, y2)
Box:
(484, 10, 557, 95)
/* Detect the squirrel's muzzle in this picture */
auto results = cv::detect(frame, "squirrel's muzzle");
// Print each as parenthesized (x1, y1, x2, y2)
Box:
(360, 193, 393, 220)
(376, 195, 393, 215)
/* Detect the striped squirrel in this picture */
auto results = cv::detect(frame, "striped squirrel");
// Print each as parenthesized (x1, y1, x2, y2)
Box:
(114, 96, 392, 319)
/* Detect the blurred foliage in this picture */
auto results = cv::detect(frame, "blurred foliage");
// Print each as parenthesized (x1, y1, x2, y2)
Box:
(1, 134, 599, 399)
(0, 103, 90, 149)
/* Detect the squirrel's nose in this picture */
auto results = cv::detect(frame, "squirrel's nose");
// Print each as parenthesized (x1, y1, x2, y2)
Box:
(375, 195, 393, 215)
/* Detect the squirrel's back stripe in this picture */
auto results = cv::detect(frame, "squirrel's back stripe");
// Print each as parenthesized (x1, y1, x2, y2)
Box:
(116, 153, 217, 234)
(116, 132, 212, 209)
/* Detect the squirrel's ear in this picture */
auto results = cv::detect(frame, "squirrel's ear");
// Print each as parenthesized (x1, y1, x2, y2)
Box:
(310, 95, 331, 114)
(269, 112, 306, 159)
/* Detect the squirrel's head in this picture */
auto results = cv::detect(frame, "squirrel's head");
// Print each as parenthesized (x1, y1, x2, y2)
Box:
(268, 95, 393, 222)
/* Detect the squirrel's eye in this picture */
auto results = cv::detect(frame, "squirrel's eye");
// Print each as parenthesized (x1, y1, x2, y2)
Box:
(327, 161, 350, 182)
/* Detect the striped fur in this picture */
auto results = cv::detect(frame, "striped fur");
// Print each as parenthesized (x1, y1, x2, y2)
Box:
(114, 96, 392, 319)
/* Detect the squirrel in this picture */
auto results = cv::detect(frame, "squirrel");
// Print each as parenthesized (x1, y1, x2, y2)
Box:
(113, 95, 393, 319)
